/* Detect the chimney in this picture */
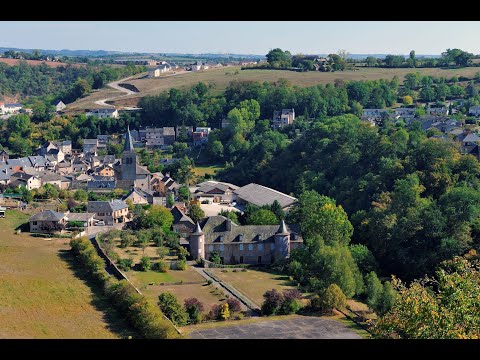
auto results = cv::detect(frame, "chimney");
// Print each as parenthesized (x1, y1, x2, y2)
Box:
(225, 218, 232, 231)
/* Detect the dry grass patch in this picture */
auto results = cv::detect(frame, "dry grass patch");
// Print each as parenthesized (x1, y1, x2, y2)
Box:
(0, 210, 133, 338)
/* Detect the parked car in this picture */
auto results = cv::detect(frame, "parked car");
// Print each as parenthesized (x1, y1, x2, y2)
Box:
(95, 221, 105, 226)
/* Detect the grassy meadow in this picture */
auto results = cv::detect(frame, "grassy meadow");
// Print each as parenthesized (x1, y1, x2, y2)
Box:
(0, 210, 134, 338)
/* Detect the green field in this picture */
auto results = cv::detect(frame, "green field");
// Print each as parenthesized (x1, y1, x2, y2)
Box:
(69, 65, 480, 111)
(193, 165, 224, 177)
(0, 210, 134, 338)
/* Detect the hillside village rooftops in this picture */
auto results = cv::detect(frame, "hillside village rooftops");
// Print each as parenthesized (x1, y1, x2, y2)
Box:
(171, 205, 194, 225)
(233, 183, 297, 209)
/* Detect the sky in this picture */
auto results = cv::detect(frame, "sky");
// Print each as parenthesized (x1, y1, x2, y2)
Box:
(1, 21, 480, 55)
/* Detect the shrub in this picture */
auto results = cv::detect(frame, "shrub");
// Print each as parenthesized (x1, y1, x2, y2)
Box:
(311, 284, 347, 314)
(261, 289, 283, 316)
(107, 281, 177, 339)
(226, 298, 242, 313)
(156, 246, 169, 259)
(152, 261, 168, 273)
(206, 304, 221, 321)
(207, 279, 213, 285)
(177, 246, 189, 261)
(139, 256, 151, 271)
(232, 269, 238, 272)
(219, 303, 230, 320)
(365, 271, 383, 312)
(280, 289, 303, 315)
(70, 237, 108, 285)
(158, 292, 188, 326)
(184, 298, 204, 325)
(117, 258, 134, 271)
(176, 260, 187, 271)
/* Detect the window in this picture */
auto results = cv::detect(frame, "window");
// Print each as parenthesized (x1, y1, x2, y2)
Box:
(220, 244, 224, 252)
(208, 245, 213, 251)
(291, 233, 297, 240)
(239, 244, 244, 251)
(270, 243, 275, 250)
(257, 256, 262, 264)
(239, 256, 244, 264)
(248, 244, 253, 251)
(32, 221, 37, 225)
(257, 244, 263, 251)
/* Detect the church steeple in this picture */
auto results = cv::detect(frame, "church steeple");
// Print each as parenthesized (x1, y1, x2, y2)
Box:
(123, 125, 134, 152)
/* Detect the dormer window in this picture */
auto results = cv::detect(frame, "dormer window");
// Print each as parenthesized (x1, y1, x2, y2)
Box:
(219, 235, 224, 242)
(257, 234, 263, 241)
(291, 233, 297, 240)
(238, 234, 244, 242)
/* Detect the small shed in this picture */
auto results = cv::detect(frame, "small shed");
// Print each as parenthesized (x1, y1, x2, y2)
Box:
(0, 206, 6, 217)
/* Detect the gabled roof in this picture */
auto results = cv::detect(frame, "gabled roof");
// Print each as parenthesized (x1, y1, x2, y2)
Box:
(30, 210, 66, 222)
(87, 200, 128, 213)
(171, 205, 195, 225)
(233, 183, 297, 209)
(83, 139, 98, 145)
(462, 133, 480, 143)
(66, 212, 95, 222)
(136, 164, 151, 175)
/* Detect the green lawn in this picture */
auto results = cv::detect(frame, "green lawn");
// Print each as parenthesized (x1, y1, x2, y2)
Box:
(129, 270, 176, 285)
(0, 210, 134, 338)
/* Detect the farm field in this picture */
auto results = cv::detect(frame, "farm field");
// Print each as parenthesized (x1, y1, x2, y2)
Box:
(0, 58, 83, 68)
(69, 65, 480, 111)
(209, 268, 306, 307)
(0, 210, 133, 339)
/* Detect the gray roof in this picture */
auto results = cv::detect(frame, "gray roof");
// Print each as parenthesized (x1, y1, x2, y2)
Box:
(136, 164, 151, 175)
(103, 155, 116, 164)
(124, 125, 135, 152)
(196, 216, 300, 244)
(123, 187, 153, 202)
(11, 171, 35, 180)
(5, 103, 22, 108)
(38, 172, 70, 182)
(66, 212, 95, 222)
(171, 205, 195, 225)
(28, 156, 47, 167)
(30, 210, 66, 222)
(83, 139, 98, 145)
(7, 157, 31, 168)
(462, 133, 480, 143)
(233, 183, 297, 209)
(87, 200, 128, 213)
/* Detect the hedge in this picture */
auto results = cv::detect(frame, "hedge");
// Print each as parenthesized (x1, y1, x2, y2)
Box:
(70, 237, 178, 339)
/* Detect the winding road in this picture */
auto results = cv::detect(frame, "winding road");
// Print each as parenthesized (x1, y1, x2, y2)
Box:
(94, 75, 141, 110)
(93, 70, 191, 110)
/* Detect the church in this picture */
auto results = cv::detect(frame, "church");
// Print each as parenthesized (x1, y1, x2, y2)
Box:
(114, 126, 152, 192)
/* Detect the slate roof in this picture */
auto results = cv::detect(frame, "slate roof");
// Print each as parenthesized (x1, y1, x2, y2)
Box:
(123, 187, 153, 202)
(11, 171, 35, 180)
(38, 172, 70, 182)
(87, 200, 128, 213)
(196, 216, 301, 244)
(136, 164, 151, 175)
(66, 212, 95, 222)
(103, 155, 115, 164)
(30, 210, 66, 222)
(83, 139, 98, 145)
(124, 126, 134, 152)
(7, 157, 31, 168)
(462, 133, 480, 143)
(171, 205, 195, 225)
(233, 183, 297, 209)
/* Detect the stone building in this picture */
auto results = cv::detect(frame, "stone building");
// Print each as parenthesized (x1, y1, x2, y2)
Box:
(188, 216, 303, 265)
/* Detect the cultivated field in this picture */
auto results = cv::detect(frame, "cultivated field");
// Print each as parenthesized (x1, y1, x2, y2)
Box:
(209, 268, 306, 307)
(193, 165, 225, 177)
(0, 58, 83, 68)
(69, 65, 480, 111)
(0, 210, 133, 339)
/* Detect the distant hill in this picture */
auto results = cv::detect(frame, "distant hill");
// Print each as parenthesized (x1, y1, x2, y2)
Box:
(0, 47, 444, 60)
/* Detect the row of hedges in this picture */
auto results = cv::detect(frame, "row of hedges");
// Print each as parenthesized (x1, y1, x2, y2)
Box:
(70, 237, 178, 339)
